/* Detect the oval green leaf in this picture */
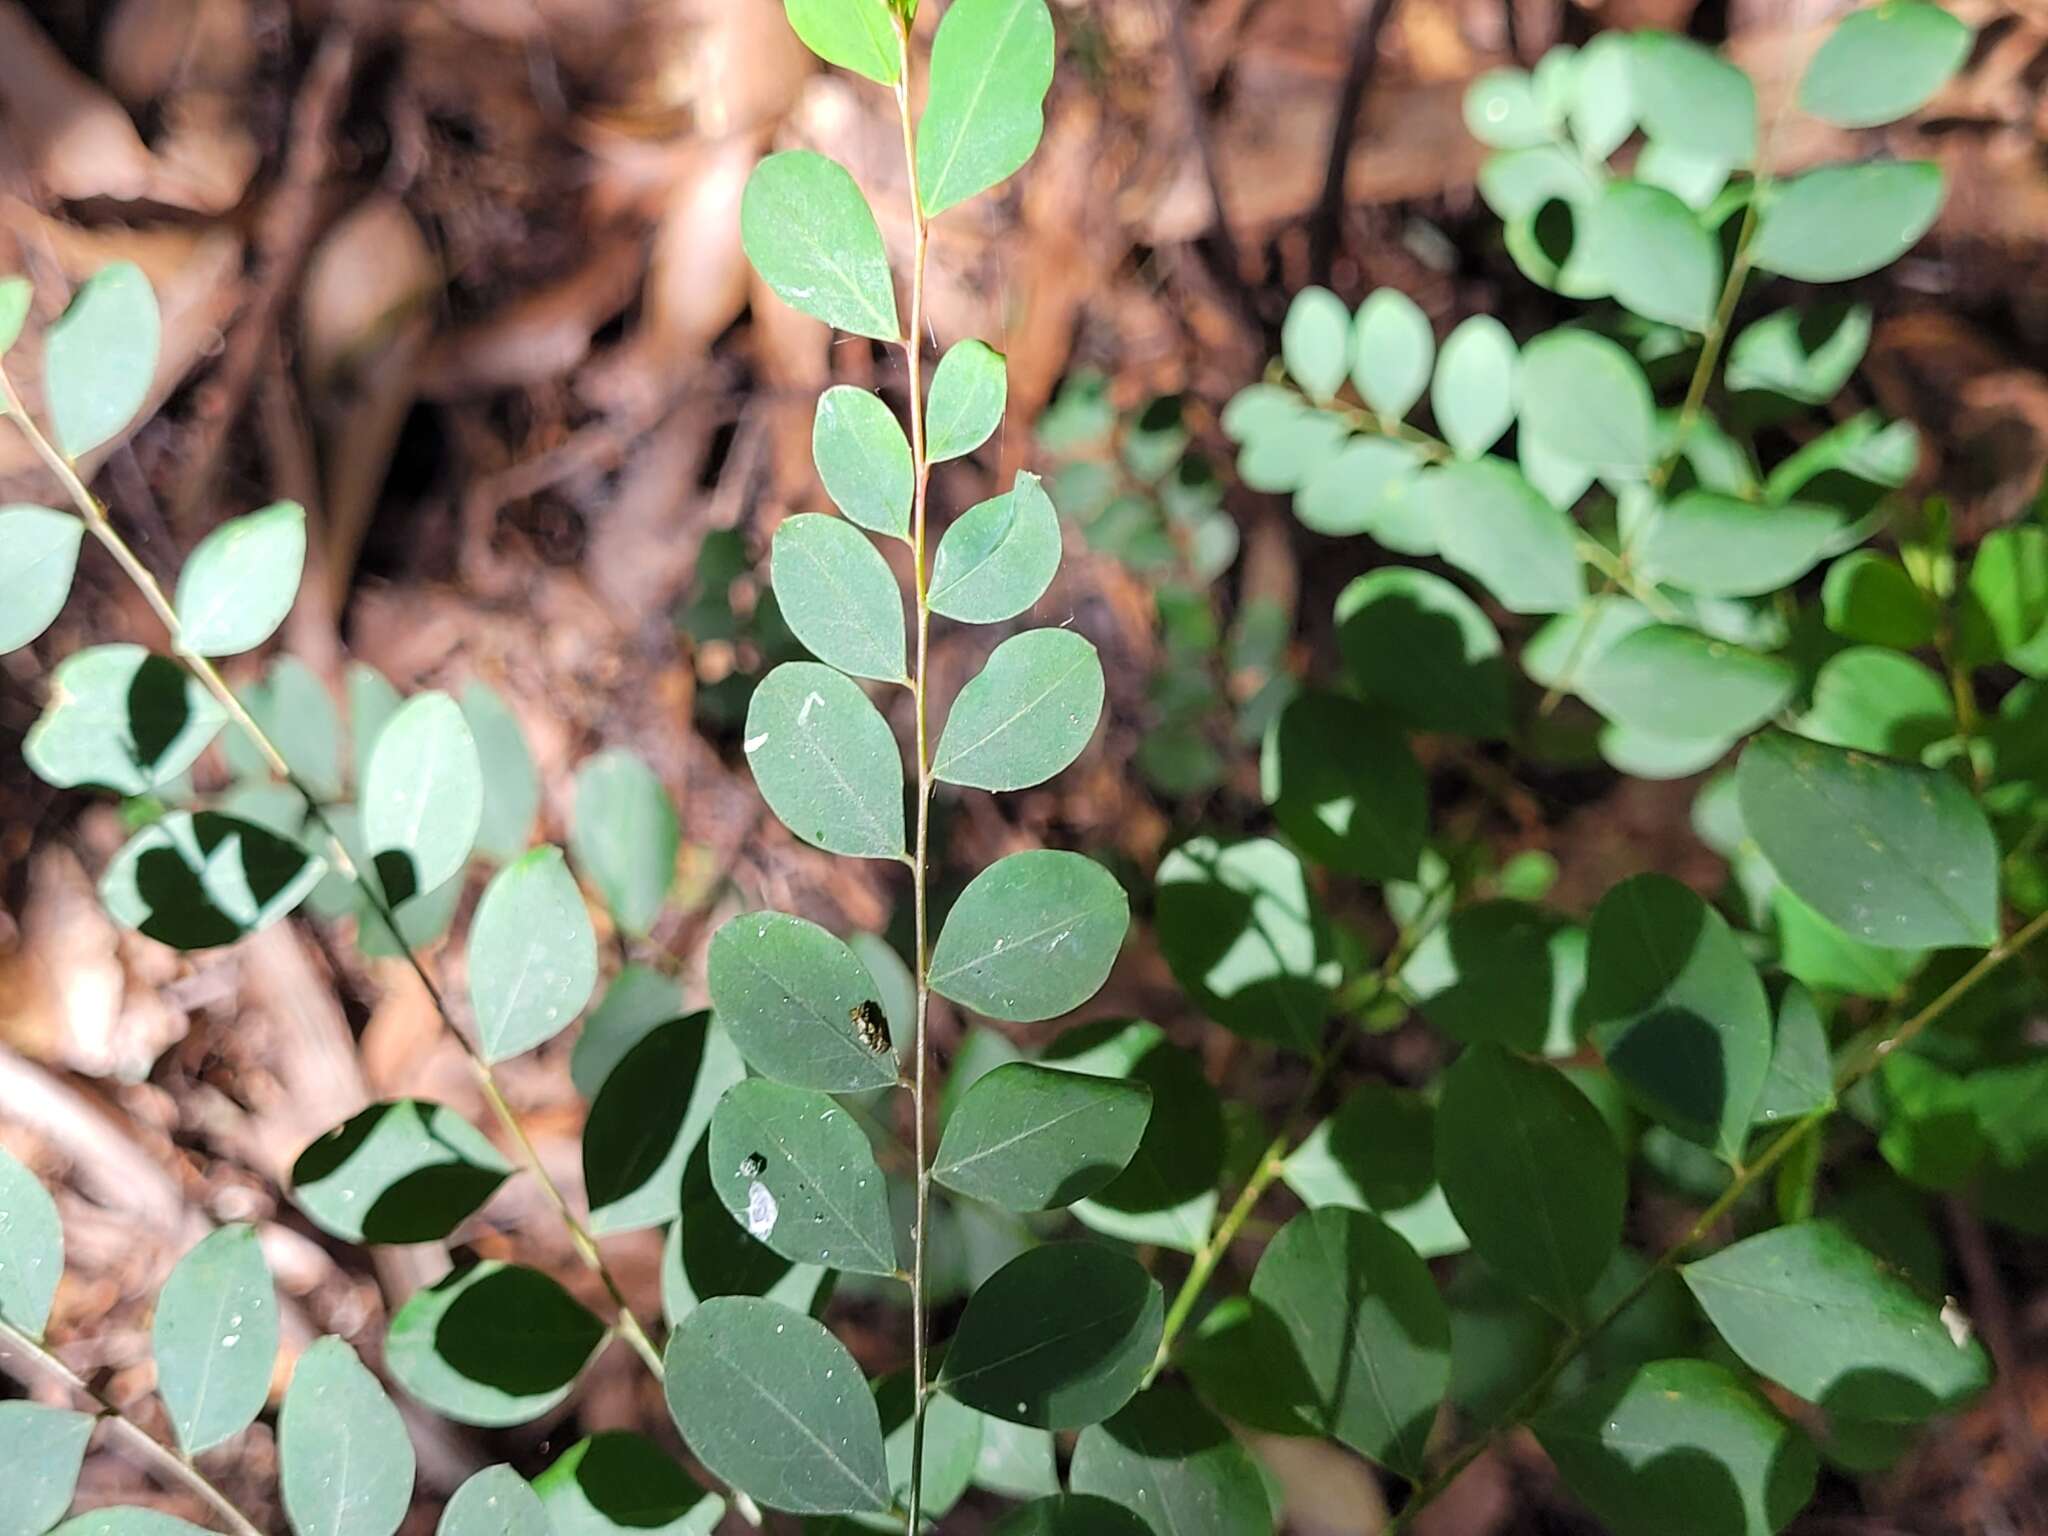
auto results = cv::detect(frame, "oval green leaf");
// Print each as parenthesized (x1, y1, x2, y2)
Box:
(928, 849, 1129, 1023)
(1799, 3, 1970, 127)
(916, 0, 1055, 216)
(386, 1260, 606, 1427)
(1068, 1386, 1268, 1536)
(153, 1224, 278, 1454)
(1518, 328, 1656, 481)
(570, 749, 678, 937)
(771, 514, 907, 683)
(1, 1401, 91, 1536)
(1578, 625, 1793, 742)
(1635, 492, 1840, 597)
(1632, 32, 1757, 164)
(933, 1061, 1152, 1211)
(935, 627, 1104, 791)
(1585, 180, 1720, 332)
(280, 1336, 415, 1536)
(438, 1466, 550, 1536)
(363, 692, 481, 902)
(1351, 288, 1435, 419)
(1430, 314, 1517, 458)
(100, 811, 326, 950)
(742, 661, 906, 860)
(706, 1078, 897, 1274)
(44, 262, 160, 458)
(927, 338, 1008, 463)
(927, 471, 1062, 624)
(1281, 286, 1351, 401)
(783, 0, 899, 84)
(707, 911, 899, 1091)
(174, 502, 306, 657)
(469, 846, 599, 1063)
(0, 506, 84, 654)
(741, 151, 900, 341)
(1752, 162, 1945, 284)
(0, 1145, 61, 1339)
(292, 1099, 511, 1244)
(459, 681, 540, 862)
(1423, 458, 1585, 614)
(814, 387, 913, 540)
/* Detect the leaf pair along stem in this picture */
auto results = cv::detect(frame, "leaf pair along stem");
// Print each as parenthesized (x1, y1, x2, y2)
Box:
(0, 367, 663, 1376)
(1384, 900, 2048, 1532)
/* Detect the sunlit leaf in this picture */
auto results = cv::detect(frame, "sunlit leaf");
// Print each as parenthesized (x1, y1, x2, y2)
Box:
(929, 850, 1128, 1022)
(43, 263, 159, 457)
(743, 662, 905, 860)
(934, 627, 1104, 791)
(742, 152, 900, 340)
(292, 1100, 510, 1244)
(933, 1061, 1151, 1211)
(386, 1260, 605, 1427)
(174, 503, 306, 657)
(153, 1225, 277, 1454)
(0, 506, 84, 654)
(24, 645, 225, 795)
(917, 0, 1055, 216)
(280, 1337, 415, 1536)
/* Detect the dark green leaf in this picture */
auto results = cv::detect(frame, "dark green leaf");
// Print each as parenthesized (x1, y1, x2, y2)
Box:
(927, 471, 1061, 624)
(535, 1434, 723, 1536)
(0, 505, 83, 654)
(586, 1013, 746, 1234)
(926, 339, 1008, 463)
(783, 0, 899, 85)
(570, 749, 678, 936)
(707, 1079, 896, 1274)
(0, 1401, 90, 1536)
(363, 692, 481, 901)
(1248, 1208, 1449, 1476)
(1282, 1083, 1466, 1259)
(1424, 459, 1585, 614)
(992, 1496, 1150, 1536)
(814, 388, 913, 541)
(1798, 2, 1971, 128)
(1752, 163, 1945, 283)
(928, 850, 1128, 1022)
(280, 1337, 414, 1536)
(1155, 835, 1335, 1053)
(173, 503, 305, 657)
(1068, 1386, 1268, 1536)
(292, 1100, 510, 1244)
(743, 662, 906, 861)
(1260, 690, 1424, 880)
(572, 965, 683, 1098)
(1820, 550, 1935, 649)
(469, 846, 598, 1063)
(1736, 730, 1998, 950)
(438, 1466, 550, 1536)
(664, 1298, 891, 1516)
(1402, 901, 1584, 1056)
(708, 912, 900, 1091)
(100, 811, 326, 950)
(1430, 315, 1517, 458)
(742, 152, 900, 340)
(24, 645, 224, 795)
(917, 0, 1055, 216)
(939, 1242, 1163, 1428)
(1437, 1045, 1625, 1318)
(386, 1260, 606, 1427)
(1755, 984, 1835, 1124)
(1519, 328, 1657, 481)
(933, 1061, 1151, 1210)
(152, 1224, 277, 1453)
(43, 263, 159, 457)
(1579, 625, 1794, 742)
(1335, 568, 1510, 737)
(1799, 647, 1952, 759)
(1578, 873, 1773, 1160)
(934, 628, 1104, 791)
(1536, 1358, 1814, 1536)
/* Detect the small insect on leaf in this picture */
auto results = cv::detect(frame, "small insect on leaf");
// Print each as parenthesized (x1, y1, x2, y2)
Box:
(850, 999, 892, 1054)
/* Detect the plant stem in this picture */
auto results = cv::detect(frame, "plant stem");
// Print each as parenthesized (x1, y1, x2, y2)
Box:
(0, 1315, 267, 1536)
(0, 365, 664, 1383)
(1385, 901, 2048, 1534)
(890, 22, 936, 1532)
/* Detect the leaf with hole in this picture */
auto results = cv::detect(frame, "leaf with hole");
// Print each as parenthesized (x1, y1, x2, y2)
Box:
(152, 1225, 277, 1454)
(772, 514, 907, 682)
(292, 1100, 510, 1244)
(664, 1298, 891, 1516)
(43, 263, 159, 457)
(814, 388, 913, 540)
(1726, 304, 1872, 405)
(928, 471, 1062, 624)
(0, 506, 83, 654)
(708, 911, 900, 1091)
(935, 627, 1104, 791)
(24, 644, 225, 795)
(743, 662, 905, 860)
(280, 1337, 415, 1536)
(386, 1260, 605, 1427)
(706, 1078, 896, 1274)
(917, 0, 1055, 216)
(933, 1061, 1151, 1210)
(929, 850, 1129, 1022)
(741, 151, 899, 340)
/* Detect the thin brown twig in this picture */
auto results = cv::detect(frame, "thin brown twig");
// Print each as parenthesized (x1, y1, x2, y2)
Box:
(1309, 0, 1406, 285)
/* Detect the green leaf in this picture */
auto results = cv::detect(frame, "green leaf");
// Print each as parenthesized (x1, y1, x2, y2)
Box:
(1054, 1022, 1223, 1255)
(152, 1225, 277, 1454)
(708, 912, 900, 1091)
(663, 1139, 827, 1329)
(1424, 458, 1585, 614)
(771, 514, 907, 682)
(0, 506, 83, 653)
(24, 645, 224, 795)
(570, 749, 678, 936)
(1293, 435, 1423, 538)
(347, 664, 402, 791)
(707, 1078, 896, 1274)
(741, 152, 900, 340)
(935, 627, 1103, 791)
(1430, 315, 1517, 458)
(1579, 625, 1794, 742)
(1799, 646, 1953, 759)
(940, 1243, 1163, 1428)
(459, 682, 540, 861)
(1684, 1220, 1989, 1422)
(43, 263, 159, 457)
(1578, 874, 1774, 1160)
(927, 471, 1061, 624)
(280, 1337, 415, 1536)
(1958, 524, 2048, 667)
(1068, 1387, 1268, 1536)
(0, 1145, 61, 1338)
(1571, 32, 1637, 160)
(783, 0, 899, 84)
(226, 656, 344, 800)
(1518, 328, 1656, 480)
(927, 339, 1008, 462)
(363, 692, 481, 901)
(50, 1516, 210, 1536)
(173, 502, 306, 656)
(1536, 1359, 1815, 1536)
(468, 847, 598, 1063)
(1799, 2, 1971, 128)
(1234, 402, 1347, 495)
(974, 1417, 1061, 1501)
(1752, 162, 1945, 283)
(1437, 1045, 1624, 1318)
(1155, 836, 1336, 1054)
(743, 662, 906, 860)
(1773, 884, 1921, 1000)
(1335, 568, 1510, 737)
(1350, 288, 1434, 420)
(1821, 550, 1935, 649)
(1282, 1083, 1466, 1259)
(933, 1061, 1151, 1210)
(100, 810, 326, 950)
(665, 1298, 891, 1516)
(535, 1435, 722, 1536)
(917, 0, 1055, 216)
(992, 1496, 1151, 1536)
(1248, 1208, 1449, 1476)
(573, 965, 683, 1098)
(0, 275, 29, 353)
(1464, 69, 1547, 149)
(292, 1100, 510, 1244)
(1726, 304, 1872, 405)
(1736, 730, 1998, 950)
(0, 1401, 91, 1536)
(1402, 901, 1584, 1056)
(873, 1371, 983, 1521)
(386, 1260, 606, 1427)
(588, 1014, 745, 1233)
(1477, 144, 1602, 222)
(1281, 287, 1351, 400)
(1261, 690, 1424, 880)
(1634, 492, 1840, 597)
(1632, 33, 1757, 164)
(929, 850, 1128, 1022)
(1585, 180, 1720, 331)
(814, 388, 913, 541)
(438, 1467, 550, 1536)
